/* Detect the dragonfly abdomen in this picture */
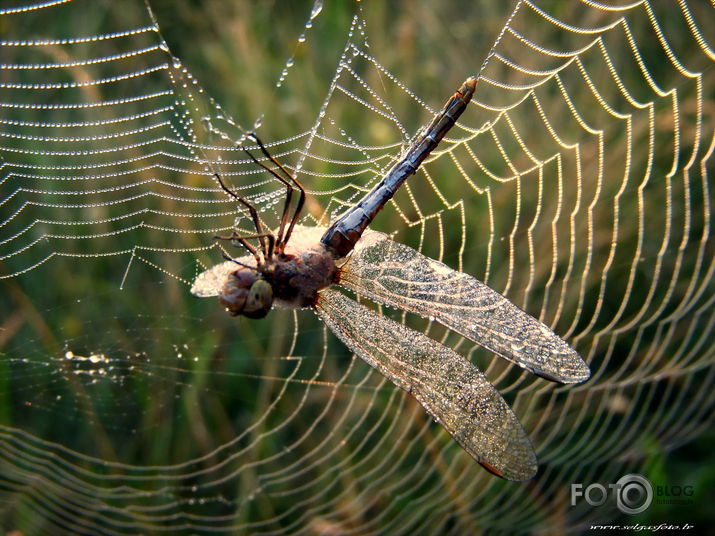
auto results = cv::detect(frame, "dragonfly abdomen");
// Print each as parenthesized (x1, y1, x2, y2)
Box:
(321, 77, 477, 258)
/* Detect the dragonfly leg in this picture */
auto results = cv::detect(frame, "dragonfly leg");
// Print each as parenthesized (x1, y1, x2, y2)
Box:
(214, 231, 264, 265)
(213, 172, 271, 261)
(220, 252, 254, 270)
(241, 141, 294, 254)
(219, 232, 276, 260)
(249, 134, 306, 251)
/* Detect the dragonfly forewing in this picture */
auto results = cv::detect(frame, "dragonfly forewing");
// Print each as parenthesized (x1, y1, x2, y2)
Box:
(340, 232, 590, 383)
(315, 287, 537, 481)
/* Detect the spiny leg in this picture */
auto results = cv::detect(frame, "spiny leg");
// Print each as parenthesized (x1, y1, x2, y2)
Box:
(221, 253, 253, 270)
(249, 134, 306, 251)
(214, 232, 276, 261)
(241, 146, 293, 253)
(214, 231, 262, 265)
(242, 134, 299, 253)
(213, 172, 271, 261)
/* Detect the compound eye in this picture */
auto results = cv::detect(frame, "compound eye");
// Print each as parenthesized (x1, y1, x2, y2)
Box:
(232, 268, 259, 287)
(243, 279, 273, 319)
(218, 276, 248, 316)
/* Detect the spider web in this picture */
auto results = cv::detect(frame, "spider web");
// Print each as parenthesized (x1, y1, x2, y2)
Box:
(1, 0, 713, 533)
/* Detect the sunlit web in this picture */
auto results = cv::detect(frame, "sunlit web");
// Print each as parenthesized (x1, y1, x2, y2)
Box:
(0, 0, 713, 533)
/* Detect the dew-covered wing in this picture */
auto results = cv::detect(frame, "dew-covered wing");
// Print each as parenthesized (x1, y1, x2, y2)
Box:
(340, 232, 589, 383)
(191, 260, 238, 297)
(315, 287, 537, 481)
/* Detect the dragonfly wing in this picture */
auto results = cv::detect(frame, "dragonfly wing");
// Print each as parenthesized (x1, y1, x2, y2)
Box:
(340, 231, 590, 383)
(315, 287, 537, 481)
(191, 260, 239, 297)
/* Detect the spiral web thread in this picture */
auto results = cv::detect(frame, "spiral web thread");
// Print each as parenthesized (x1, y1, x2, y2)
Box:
(0, 0, 713, 533)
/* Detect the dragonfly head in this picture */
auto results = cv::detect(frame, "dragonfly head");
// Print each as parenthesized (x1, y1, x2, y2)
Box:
(219, 267, 273, 319)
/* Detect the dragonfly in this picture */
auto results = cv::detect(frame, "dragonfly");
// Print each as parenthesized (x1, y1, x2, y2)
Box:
(191, 77, 590, 481)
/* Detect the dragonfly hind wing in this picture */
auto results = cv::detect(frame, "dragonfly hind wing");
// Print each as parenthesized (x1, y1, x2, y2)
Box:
(340, 231, 590, 384)
(315, 287, 537, 481)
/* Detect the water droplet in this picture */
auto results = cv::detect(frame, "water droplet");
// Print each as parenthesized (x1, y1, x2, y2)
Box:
(309, 0, 323, 20)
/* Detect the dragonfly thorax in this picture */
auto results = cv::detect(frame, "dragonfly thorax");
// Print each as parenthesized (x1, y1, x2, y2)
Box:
(262, 247, 339, 309)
